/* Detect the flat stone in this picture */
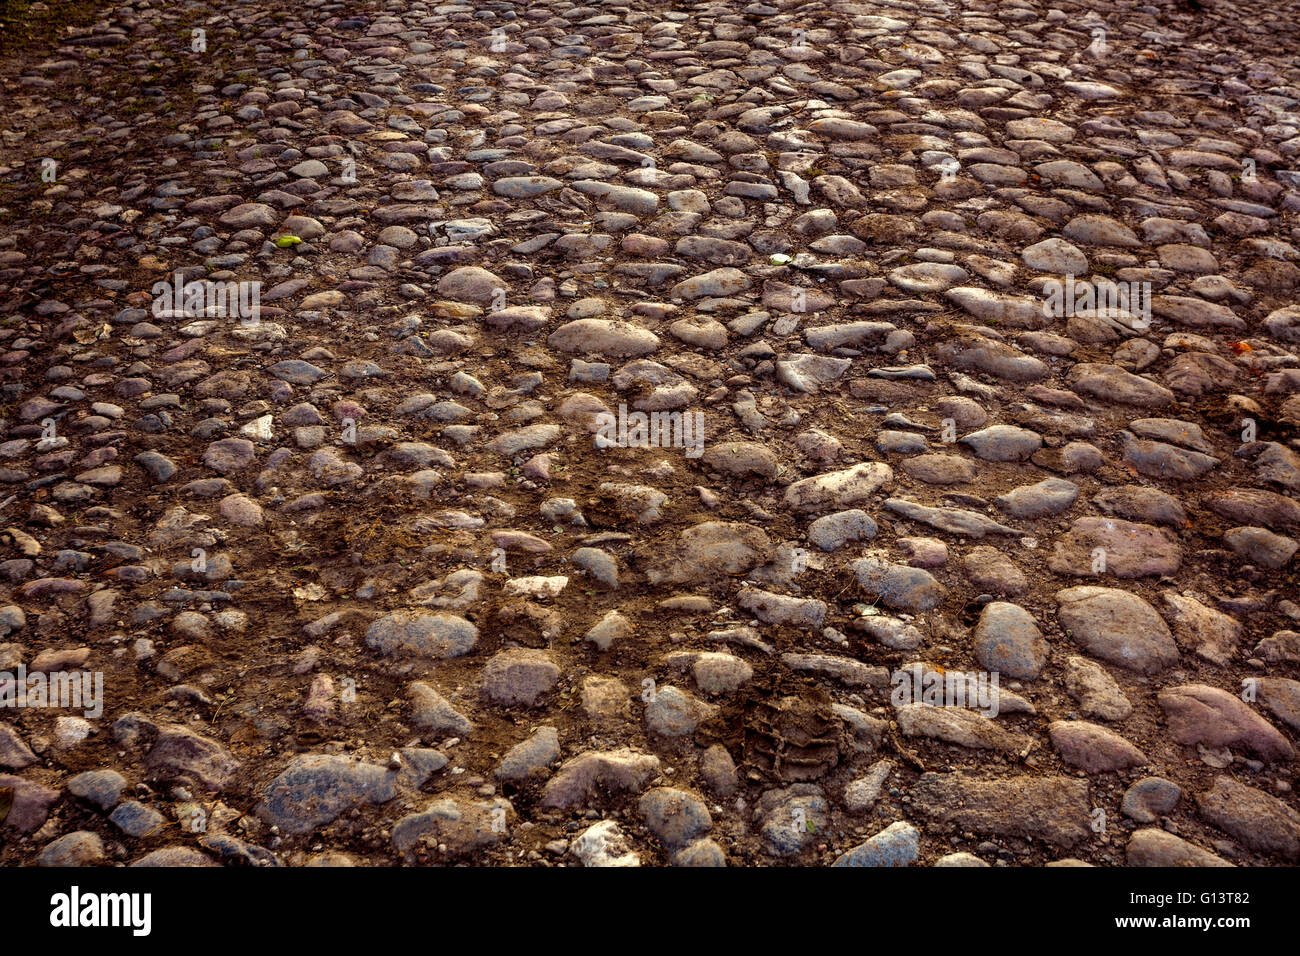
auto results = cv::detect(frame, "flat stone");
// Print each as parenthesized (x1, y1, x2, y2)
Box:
(781, 653, 889, 688)
(832, 821, 920, 867)
(110, 801, 166, 838)
(1158, 684, 1294, 761)
(1055, 586, 1179, 674)
(140, 723, 240, 792)
(1068, 364, 1174, 407)
(784, 462, 893, 513)
(896, 704, 1031, 752)
(1160, 592, 1243, 666)
(548, 319, 660, 357)
(962, 547, 1028, 596)
(366, 611, 478, 658)
(493, 176, 563, 198)
(219, 203, 278, 229)
(843, 759, 894, 813)
(910, 773, 1091, 847)
(852, 554, 946, 611)
(759, 788, 830, 857)
(995, 478, 1078, 518)
(1049, 721, 1147, 772)
(203, 438, 256, 473)
(645, 685, 716, 736)
(807, 509, 878, 551)
(67, 769, 127, 810)
(1196, 776, 1300, 860)
(639, 787, 712, 849)
(1094, 486, 1188, 528)
(0, 774, 59, 832)
(902, 454, 978, 485)
(1064, 656, 1133, 721)
(1047, 517, 1182, 578)
(409, 682, 474, 735)
(540, 749, 660, 808)
(669, 268, 751, 300)
(392, 797, 511, 857)
(38, 831, 105, 867)
(1121, 432, 1218, 480)
(1224, 526, 1297, 569)
(643, 522, 772, 585)
(481, 649, 560, 707)
(1127, 829, 1232, 867)
(1257, 678, 1300, 733)
(1205, 488, 1300, 533)
(257, 754, 403, 834)
(883, 498, 1019, 537)
(973, 601, 1048, 679)
(1022, 238, 1088, 274)
(437, 266, 508, 305)
(569, 820, 640, 867)
(1122, 777, 1182, 823)
(0, 726, 36, 769)
(701, 441, 779, 479)
(960, 425, 1042, 461)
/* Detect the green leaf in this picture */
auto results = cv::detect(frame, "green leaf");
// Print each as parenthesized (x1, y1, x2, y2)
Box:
(275, 235, 303, 248)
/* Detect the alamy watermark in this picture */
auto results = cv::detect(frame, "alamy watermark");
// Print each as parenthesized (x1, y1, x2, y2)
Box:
(890, 663, 1000, 717)
(50, 886, 150, 936)
(1042, 274, 1150, 328)
(593, 403, 705, 459)
(151, 271, 261, 325)
(0, 666, 103, 718)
